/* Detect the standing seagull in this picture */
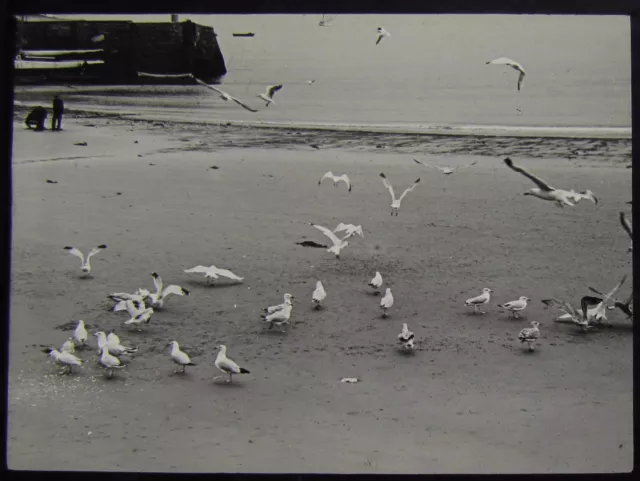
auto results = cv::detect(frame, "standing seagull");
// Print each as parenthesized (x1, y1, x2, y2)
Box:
(620, 212, 632, 253)
(518, 321, 541, 351)
(257, 84, 283, 107)
(413, 158, 478, 175)
(44, 348, 83, 374)
(166, 341, 196, 373)
(486, 57, 526, 91)
(61, 337, 75, 354)
(309, 223, 350, 258)
(465, 288, 493, 314)
(318, 172, 352, 192)
(312, 281, 327, 309)
(503, 158, 595, 208)
(379, 173, 421, 216)
(146, 272, 190, 308)
(214, 345, 250, 383)
(73, 320, 88, 347)
(397, 323, 415, 351)
(368, 271, 383, 295)
(99, 346, 126, 379)
(63, 244, 107, 275)
(192, 76, 258, 112)
(380, 288, 394, 318)
(376, 27, 391, 45)
(120, 299, 154, 331)
(498, 296, 530, 319)
(184, 265, 244, 285)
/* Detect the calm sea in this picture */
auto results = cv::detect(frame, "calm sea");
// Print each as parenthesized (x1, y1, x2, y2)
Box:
(14, 14, 632, 137)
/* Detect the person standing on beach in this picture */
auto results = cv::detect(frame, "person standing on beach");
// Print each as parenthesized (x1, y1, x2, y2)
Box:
(52, 95, 64, 131)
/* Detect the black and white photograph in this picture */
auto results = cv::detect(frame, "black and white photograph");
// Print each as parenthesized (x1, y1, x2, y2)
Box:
(6, 9, 633, 474)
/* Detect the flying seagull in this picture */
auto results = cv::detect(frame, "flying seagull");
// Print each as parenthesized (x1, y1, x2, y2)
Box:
(333, 223, 363, 239)
(465, 288, 493, 314)
(166, 341, 196, 374)
(486, 57, 526, 91)
(518, 321, 541, 351)
(192, 76, 258, 112)
(503, 157, 596, 208)
(376, 27, 391, 45)
(120, 299, 154, 331)
(586, 274, 629, 323)
(566, 190, 599, 205)
(309, 223, 350, 258)
(589, 286, 633, 320)
(318, 171, 352, 191)
(63, 244, 107, 275)
(214, 345, 250, 383)
(379, 173, 421, 216)
(312, 281, 326, 309)
(257, 84, 283, 107)
(413, 158, 478, 175)
(368, 271, 383, 295)
(380, 288, 394, 318)
(497, 296, 530, 319)
(184, 265, 244, 285)
(145, 272, 190, 308)
(398, 323, 415, 352)
(619, 212, 632, 253)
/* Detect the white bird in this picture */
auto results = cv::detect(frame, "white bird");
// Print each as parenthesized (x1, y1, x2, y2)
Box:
(145, 272, 190, 308)
(368, 271, 383, 295)
(566, 190, 599, 206)
(397, 323, 415, 351)
(98, 346, 126, 379)
(619, 212, 632, 253)
(542, 296, 602, 330)
(192, 76, 258, 112)
(309, 223, 350, 258)
(380, 288, 394, 318)
(376, 27, 390, 45)
(107, 332, 121, 345)
(45, 348, 83, 374)
(503, 158, 596, 208)
(465, 288, 493, 314)
(63, 244, 107, 275)
(214, 345, 250, 383)
(312, 281, 326, 309)
(498, 296, 530, 319)
(379, 173, 421, 216)
(590, 287, 633, 321)
(518, 321, 541, 351)
(61, 337, 75, 354)
(318, 14, 334, 26)
(109, 289, 148, 305)
(120, 299, 154, 331)
(166, 341, 196, 373)
(263, 293, 294, 314)
(486, 57, 526, 91)
(261, 294, 294, 331)
(94, 331, 138, 356)
(413, 158, 478, 175)
(333, 223, 363, 239)
(318, 171, 352, 192)
(73, 320, 88, 346)
(184, 265, 244, 285)
(91, 34, 105, 43)
(257, 84, 283, 107)
(586, 275, 628, 324)
(307, 80, 316, 84)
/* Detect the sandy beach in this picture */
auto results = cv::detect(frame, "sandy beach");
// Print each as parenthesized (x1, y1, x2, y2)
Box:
(7, 110, 633, 473)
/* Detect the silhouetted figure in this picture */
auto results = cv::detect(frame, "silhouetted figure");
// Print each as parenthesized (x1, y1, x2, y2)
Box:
(25, 106, 47, 131)
(52, 95, 64, 131)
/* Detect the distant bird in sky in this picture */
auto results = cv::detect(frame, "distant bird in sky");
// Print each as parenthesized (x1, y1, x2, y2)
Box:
(486, 57, 526, 91)
(376, 27, 391, 45)
(257, 84, 283, 107)
(319, 171, 352, 191)
(91, 34, 105, 43)
(413, 158, 478, 175)
(379, 173, 420, 216)
(192, 76, 258, 112)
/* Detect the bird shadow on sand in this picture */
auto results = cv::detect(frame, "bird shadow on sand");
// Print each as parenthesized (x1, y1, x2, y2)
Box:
(261, 328, 289, 336)
(211, 379, 246, 388)
(462, 311, 489, 317)
(515, 348, 541, 356)
(183, 279, 243, 289)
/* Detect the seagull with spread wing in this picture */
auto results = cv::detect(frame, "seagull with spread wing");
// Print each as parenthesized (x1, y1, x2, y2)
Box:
(258, 84, 283, 107)
(333, 223, 363, 239)
(486, 57, 526, 91)
(587, 275, 630, 323)
(63, 244, 107, 275)
(145, 272, 190, 308)
(379, 173, 420, 216)
(318, 172, 352, 192)
(192, 76, 258, 112)
(184, 265, 244, 285)
(620, 212, 632, 253)
(309, 223, 350, 258)
(376, 27, 391, 45)
(413, 158, 478, 175)
(542, 297, 601, 331)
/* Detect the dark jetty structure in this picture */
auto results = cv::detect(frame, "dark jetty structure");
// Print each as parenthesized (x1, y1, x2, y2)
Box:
(14, 15, 227, 85)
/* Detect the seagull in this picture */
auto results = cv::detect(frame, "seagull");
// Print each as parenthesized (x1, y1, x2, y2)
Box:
(98, 346, 126, 379)
(91, 34, 105, 43)
(542, 297, 601, 331)
(192, 76, 258, 112)
(264, 293, 294, 314)
(307, 80, 316, 85)
(107, 332, 121, 345)
(380, 288, 394, 318)
(61, 337, 75, 354)
(184, 265, 244, 285)
(214, 345, 250, 383)
(397, 323, 415, 351)
(587, 275, 629, 323)
(309, 223, 350, 258)
(368, 271, 383, 295)
(73, 320, 88, 347)
(44, 348, 83, 374)
(333, 223, 363, 239)
(109, 289, 148, 304)
(589, 287, 633, 321)
(318, 14, 334, 27)
(518, 321, 541, 351)
(145, 272, 190, 308)
(379, 173, 421, 216)
(94, 332, 138, 356)
(497, 296, 530, 319)
(503, 158, 593, 208)
(63, 244, 107, 275)
(166, 341, 196, 373)
(257, 84, 283, 107)
(318, 172, 352, 192)
(261, 294, 294, 331)
(566, 190, 599, 205)
(619, 212, 632, 253)
(120, 299, 154, 331)
(376, 27, 390, 45)
(465, 288, 493, 314)
(486, 57, 526, 91)
(413, 158, 478, 175)
(312, 281, 326, 309)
